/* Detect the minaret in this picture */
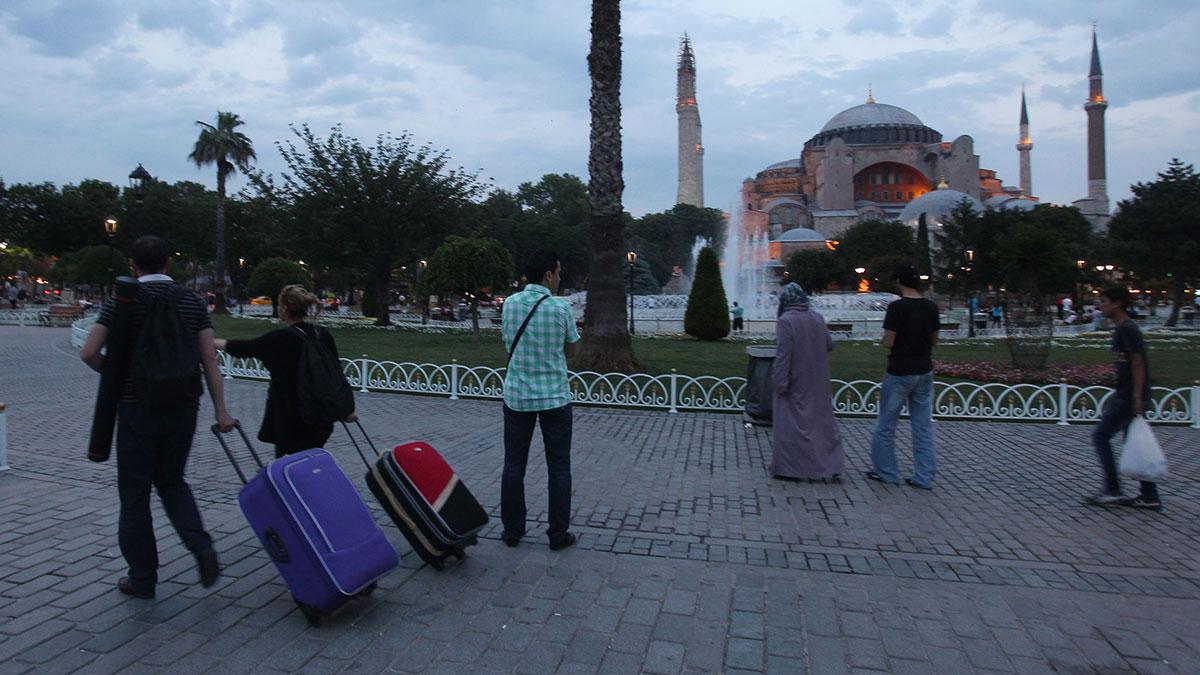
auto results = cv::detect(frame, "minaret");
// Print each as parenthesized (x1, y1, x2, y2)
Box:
(1016, 88, 1033, 197)
(676, 34, 704, 208)
(1084, 28, 1109, 213)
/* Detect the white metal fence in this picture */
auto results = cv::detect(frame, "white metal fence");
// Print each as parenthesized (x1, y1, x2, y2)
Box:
(65, 315, 1198, 426)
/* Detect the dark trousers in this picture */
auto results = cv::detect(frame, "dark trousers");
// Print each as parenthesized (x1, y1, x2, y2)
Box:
(733, 317, 744, 331)
(502, 404, 573, 543)
(1092, 397, 1159, 500)
(116, 403, 212, 587)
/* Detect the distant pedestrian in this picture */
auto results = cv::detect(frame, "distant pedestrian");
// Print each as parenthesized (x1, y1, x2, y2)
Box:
(731, 301, 745, 332)
(214, 285, 355, 459)
(500, 251, 580, 551)
(991, 304, 1002, 328)
(866, 262, 940, 489)
(79, 236, 234, 599)
(1085, 286, 1161, 510)
(4, 282, 16, 309)
(771, 283, 845, 481)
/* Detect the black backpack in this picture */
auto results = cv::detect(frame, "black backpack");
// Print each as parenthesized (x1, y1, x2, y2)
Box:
(131, 286, 203, 407)
(294, 325, 354, 425)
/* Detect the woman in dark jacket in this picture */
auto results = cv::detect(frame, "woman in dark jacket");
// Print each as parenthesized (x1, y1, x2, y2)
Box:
(215, 285, 354, 458)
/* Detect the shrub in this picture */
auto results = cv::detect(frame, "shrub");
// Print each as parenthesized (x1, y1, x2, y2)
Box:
(684, 246, 730, 340)
(246, 258, 309, 317)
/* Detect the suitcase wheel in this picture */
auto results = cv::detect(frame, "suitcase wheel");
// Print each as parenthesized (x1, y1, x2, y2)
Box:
(429, 557, 445, 571)
(298, 602, 324, 627)
(357, 582, 378, 598)
(450, 549, 465, 561)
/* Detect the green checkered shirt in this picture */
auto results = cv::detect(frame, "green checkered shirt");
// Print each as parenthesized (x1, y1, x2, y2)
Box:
(502, 284, 580, 411)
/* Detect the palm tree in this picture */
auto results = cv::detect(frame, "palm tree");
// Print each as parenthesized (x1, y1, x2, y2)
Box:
(575, 0, 639, 372)
(189, 112, 255, 313)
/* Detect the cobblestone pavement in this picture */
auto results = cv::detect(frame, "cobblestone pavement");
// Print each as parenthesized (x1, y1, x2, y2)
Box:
(1, 325, 1198, 674)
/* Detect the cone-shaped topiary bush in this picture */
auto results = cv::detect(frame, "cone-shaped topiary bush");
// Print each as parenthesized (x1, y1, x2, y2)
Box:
(684, 246, 731, 340)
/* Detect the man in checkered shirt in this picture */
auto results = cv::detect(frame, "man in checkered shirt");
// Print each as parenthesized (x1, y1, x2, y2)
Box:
(500, 251, 580, 551)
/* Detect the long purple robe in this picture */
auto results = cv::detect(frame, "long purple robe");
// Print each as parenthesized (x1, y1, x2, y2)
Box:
(771, 306, 846, 479)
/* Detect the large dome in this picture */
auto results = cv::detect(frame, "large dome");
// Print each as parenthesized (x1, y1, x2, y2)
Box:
(820, 102, 925, 133)
(898, 189, 983, 227)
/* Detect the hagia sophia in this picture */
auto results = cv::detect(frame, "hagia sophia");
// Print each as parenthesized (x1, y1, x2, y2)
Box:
(674, 31, 1113, 265)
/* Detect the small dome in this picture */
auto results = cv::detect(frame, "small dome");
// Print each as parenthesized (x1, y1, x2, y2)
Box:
(776, 227, 826, 243)
(763, 158, 801, 171)
(821, 102, 925, 133)
(898, 189, 983, 227)
(985, 195, 1037, 211)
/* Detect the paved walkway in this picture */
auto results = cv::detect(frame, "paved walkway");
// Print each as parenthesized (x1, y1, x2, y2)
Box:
(1, 325, 1198, 674)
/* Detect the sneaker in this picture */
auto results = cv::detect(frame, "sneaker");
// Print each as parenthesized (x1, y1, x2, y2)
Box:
(1084, 492, 1132, 507)
(548, 533, 577, 551)
(1129, 496, 1163, 511)
(196, 548, 220, 588)
(117, 577, 155, 599)
(905, 478, 933, 491)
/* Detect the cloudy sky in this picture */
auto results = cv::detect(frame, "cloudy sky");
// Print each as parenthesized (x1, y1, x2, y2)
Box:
(2, 1, 1198, 216)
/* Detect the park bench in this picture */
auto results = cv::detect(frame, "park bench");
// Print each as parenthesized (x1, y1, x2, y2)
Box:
(939, 321, 960, 331)
(826, 322, 854, 333)
(39, 305, 84, 327)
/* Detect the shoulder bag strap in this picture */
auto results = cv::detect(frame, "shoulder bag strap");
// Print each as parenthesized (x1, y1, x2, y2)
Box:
(506, 294, 551, 367)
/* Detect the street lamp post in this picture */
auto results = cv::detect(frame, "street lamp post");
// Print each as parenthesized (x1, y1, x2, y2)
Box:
(103, 217, 118, 299)
(627, 251, 637, 335)
(965, 249, 976, 338)
(417, 259, 428, 324)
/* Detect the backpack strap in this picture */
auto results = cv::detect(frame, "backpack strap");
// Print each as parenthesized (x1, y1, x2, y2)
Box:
(506, 294, 550, 367)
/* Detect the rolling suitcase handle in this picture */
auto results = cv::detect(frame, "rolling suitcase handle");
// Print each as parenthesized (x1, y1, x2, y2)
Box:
(341, 419, 379, 470)
(211, 422, 265, 485)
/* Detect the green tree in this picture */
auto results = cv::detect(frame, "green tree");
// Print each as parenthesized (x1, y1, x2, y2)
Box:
(424, 235, 515, 340)
(865, 255, 914, 295)
(628, 203, 725, 285)
(57, 245, 126, 288)
(785, 249, 844, 294)
(624, 256, 661, 295)
(838, 219, 913, 270)
(245, 257, 309, 318)
(189, 111, 256, 314)
(993, 221, 1074, 304)
(1108, 158, 1200, 326)
(915, 214, 932, 275)
(933, 198, 983, 299)
(576, 0, 638, 371)
(265, 124, 484, 326)
(684, 246, 730, 340)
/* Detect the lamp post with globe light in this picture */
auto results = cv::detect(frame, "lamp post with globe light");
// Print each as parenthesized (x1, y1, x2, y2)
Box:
(627, 251, 638, 335)
(103, 217, 118, 299)
(417, 259, 428, 324)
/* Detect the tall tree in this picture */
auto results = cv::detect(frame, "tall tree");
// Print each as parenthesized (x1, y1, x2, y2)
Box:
(189, 111, 256, 314)
(267, 124, 484, 326)
(838, 219, 914, 270)
(785, 249, 845, 294)
(915, 214, 932, 275)
(683, 246, 730, 341)
(424, 234, 515, 340)
(576, 0, 638, 372)
(1108, 158, 1200, 326)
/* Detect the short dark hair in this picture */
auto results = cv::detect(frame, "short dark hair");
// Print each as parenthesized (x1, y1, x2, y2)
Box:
(131, 236, 171, 273)
(524, 250, 560, 286)
(1101, 285, 1130, 309)
(893, 261, 921, 290)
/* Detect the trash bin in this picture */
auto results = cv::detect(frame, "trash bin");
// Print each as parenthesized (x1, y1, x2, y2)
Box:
(1183, 306, 1196, 325)
(744, 346, 775, 426)
(973, 312, 989, 330)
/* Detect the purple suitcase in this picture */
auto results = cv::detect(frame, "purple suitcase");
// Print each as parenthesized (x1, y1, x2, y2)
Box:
(213, 424, 399, 626)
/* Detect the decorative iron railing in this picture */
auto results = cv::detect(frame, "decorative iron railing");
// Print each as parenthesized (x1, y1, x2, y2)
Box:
(215, 352, 1199, 427)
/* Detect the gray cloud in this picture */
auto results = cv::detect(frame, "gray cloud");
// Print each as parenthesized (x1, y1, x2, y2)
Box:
(2, 0, 126, 57)
(846, 5, 902, 36)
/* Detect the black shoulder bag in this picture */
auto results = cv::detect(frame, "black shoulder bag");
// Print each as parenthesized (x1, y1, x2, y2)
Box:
(506, 295, 551, 367)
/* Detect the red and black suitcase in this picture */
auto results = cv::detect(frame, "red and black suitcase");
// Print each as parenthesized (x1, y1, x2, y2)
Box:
(344, 422, 489, 570)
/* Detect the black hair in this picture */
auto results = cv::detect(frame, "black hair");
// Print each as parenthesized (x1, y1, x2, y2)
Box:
(131, 235, 170, 273)
(524, 250, 560, 286)
(1101, 286, 1130, 310)
(893, 261, 921, 290)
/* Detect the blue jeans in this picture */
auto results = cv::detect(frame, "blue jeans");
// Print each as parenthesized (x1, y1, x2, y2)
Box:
(1092, 398, 1159, 500)
(870, 372, 936, 487)
(502, 404, 573, 544)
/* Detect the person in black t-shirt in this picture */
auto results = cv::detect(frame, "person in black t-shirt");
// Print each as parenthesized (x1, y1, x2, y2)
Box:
(80, 236, 234, 599)
(867, 262, 941, 489)
(1086, 286, 1160, 510)
(215, 285, 355, 458)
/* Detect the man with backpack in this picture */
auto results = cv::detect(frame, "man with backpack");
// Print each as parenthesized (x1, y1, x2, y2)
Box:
(499, 251, 580, 551)
(80, 235, 235, 599)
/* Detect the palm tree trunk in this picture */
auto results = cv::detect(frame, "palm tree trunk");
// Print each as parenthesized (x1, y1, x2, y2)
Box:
(575, 0, 639, 373)
(212, 166, 229, 314)
(470, 298, 480, 341)
(1166, 279, 1184, 327)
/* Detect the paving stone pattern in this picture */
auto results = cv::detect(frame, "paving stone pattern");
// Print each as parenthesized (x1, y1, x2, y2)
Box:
(1, 326, 1198, 673)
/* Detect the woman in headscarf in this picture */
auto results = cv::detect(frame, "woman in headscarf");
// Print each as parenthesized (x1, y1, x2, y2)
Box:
(771, 283, 846, 480)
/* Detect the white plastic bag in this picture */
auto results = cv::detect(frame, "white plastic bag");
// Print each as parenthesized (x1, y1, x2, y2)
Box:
(1118, 417, 1168, 481)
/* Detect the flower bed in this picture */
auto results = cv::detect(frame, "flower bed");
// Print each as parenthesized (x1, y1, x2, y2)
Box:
(934, 360, 1115, 386)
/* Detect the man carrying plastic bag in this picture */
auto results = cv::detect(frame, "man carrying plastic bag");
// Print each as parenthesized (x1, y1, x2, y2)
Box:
(1085, 286, 1164, 510)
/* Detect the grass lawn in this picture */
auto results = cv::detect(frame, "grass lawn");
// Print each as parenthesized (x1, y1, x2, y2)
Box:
(210, 315, 1200, 387)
